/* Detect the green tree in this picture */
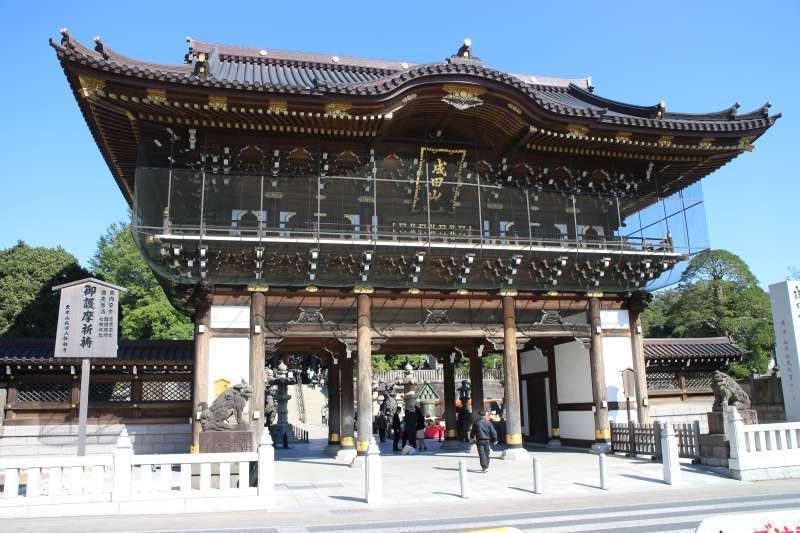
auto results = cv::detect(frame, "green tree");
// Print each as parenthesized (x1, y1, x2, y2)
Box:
(642, 250, 774, 376)
(0, 241, 89, 337)
(90, 223, 193, 340)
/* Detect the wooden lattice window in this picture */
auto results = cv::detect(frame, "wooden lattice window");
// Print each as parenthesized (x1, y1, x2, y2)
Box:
(647, 371, 678, 391)
(142, 381, 191, 402)
(686, 371, 714, 390)
(89, 382, 132, 402)
(16, 383, 70, 403)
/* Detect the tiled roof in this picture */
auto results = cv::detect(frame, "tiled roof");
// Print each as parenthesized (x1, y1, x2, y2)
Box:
(0, 338, 193, 363)
(644, 337, 749, 361)
(50, 33, 778, 134)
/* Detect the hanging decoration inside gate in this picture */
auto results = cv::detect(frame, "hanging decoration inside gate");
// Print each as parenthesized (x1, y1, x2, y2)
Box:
(411, 147, 467, 214)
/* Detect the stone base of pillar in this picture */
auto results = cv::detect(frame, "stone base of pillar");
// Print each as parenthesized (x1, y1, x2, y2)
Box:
(501, 446, 530, 461)
(335, 447, 357, 464)
(323, 443, 342, 456)
(440, 439, 465, 450)
(547, 438, 562, 449)
(590, 442, 611, 455)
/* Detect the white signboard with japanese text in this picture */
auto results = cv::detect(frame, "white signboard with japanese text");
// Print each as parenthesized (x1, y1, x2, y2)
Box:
(769, 280, 800, 421)
(53, 279, 123, 358)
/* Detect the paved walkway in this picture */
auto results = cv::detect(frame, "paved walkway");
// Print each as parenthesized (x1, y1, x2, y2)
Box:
(273, 424, 739, 510)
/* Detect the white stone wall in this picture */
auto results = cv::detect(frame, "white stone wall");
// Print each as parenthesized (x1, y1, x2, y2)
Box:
(207, 336, 250, 406)
(649, 398, 714, 433)
(519, 348, 548, 375)
(555, 340, 593, 441)
(0, 423, 191, 456)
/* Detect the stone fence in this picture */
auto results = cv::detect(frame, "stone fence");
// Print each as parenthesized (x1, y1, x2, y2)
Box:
(0, 429, 275, 517)
(727, 407, 800, 481)
(373, 368, 504, 384)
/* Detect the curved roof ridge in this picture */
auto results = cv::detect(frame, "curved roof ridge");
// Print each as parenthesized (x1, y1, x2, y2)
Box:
(187, 37, 412, 72)
(568, 83, 661, 118)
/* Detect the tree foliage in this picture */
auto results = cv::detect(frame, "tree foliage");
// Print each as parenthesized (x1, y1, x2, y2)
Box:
(0, 241, 89, 337)
(641, 250, 774, 376)
(90, 223, 193, 340)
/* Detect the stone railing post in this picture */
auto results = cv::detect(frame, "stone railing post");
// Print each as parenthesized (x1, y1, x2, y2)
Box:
(660, 424, 681, 485)
(258, 429, 275, 502)
(364, 436, 382, 504)
(727, 407, 745, 462)
(112, 428, 133, 502)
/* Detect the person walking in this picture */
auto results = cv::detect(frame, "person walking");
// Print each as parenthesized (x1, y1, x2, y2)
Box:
(470, 409, 498, 473)
(376, 412, 388, 443)
(392, 406, 402, 452)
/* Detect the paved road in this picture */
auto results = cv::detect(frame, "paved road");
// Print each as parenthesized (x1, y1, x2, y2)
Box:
(5, 482, 800, 533)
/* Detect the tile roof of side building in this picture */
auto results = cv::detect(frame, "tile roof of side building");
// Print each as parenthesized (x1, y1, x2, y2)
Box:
(51, 32, 779, 134)
(644, 337, 750, 360)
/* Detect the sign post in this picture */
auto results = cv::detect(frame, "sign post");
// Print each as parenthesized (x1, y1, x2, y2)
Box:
(52, 278, 125, 456)
(621, 368, 636, 424)
(769, 281, 800, 421)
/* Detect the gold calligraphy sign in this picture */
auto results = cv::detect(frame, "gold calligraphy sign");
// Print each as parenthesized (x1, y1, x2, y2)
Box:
(411, 147, 467, 213)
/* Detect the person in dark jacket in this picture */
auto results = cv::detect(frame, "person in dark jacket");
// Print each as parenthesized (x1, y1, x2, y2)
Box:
(376, 412, 388, 443)
(470, 409, 498, 472)
(402, 408, 418, 449)
(392, 407, 402, 451)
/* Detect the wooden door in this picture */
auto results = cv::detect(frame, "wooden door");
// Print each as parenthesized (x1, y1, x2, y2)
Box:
(526, 376, 549, 444)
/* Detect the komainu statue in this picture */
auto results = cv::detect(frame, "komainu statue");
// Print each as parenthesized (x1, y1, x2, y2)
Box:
(711, 370, 751, 412)
(200, 381, 254, 431)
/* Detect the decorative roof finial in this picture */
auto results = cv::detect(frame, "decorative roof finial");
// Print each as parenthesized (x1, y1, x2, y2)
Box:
(93, 35, 109, 60)
(59, 27, 71, 48)
(457, 38, 472, 59)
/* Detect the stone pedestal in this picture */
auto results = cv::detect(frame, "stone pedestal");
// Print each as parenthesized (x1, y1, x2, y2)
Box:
(699, 434, 730, 467)
(502, 446, 530, 461)
(590, 442, 612, 455)
(707, 409, 758, 435)
(199, 430, 253, 453)
(547, 438, 562, 449)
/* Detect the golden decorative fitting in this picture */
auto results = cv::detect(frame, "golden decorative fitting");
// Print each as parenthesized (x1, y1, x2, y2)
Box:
(739, 136, 755, 152)
(499, 288, 518, 297)
(456, 288, 469, 295)
(353, 285, 374, 294)
(356, 440, 370, 452)
(615, 132, 632, 142)
(78, 74, 105, 98)
(146, 88, 167, 104)
(506, 433, 523, 445)
(208, 95, 228, 111)
(552, 427, 560, 437)
(340, 436, 355, 447)
(305, 285, 319, 293)
(566, 124, 589, 138)
(247, 283, 269, 293)
(407, 287, 421, 295)
(546, 290, 559, 297)
(441, 84, 485, 110)
(657, 135, 674, 147)
(330, 433, 340, 442)
(401, 93, 418, 104)
(324, 102, 352, 118)
(596, 428, 611, 439)
(586, 291, 604, 298)
(698, 137, 715, 149)
(446, 429, 457, 437)
(268, 100, 287, 113)
(507, 103, 522, 115)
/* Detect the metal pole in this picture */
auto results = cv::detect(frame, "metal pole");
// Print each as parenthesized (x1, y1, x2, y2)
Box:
(532, 456, 542, 494)
(77, 358, 90, 456)
(599, 453, 608, 490)
(458, 459, 469, 499)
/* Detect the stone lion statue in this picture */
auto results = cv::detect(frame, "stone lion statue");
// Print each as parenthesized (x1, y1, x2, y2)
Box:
(711, 370, 750, 412)
(200, 381, 254, 431)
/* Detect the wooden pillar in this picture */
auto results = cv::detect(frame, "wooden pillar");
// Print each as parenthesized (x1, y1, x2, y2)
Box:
(502, 296, 524, 450)
(541, 341, 561, 445)
(249, 291, 266, 446)
(628, 294, 650, 424)
(356, 294, 373, 455)
(442, 354, 458, 444)
(191, 304, 211, 453)
(469, 350, 484, 423)
(588, 297, 610, 450)
(326, 359, 341, 448)
(339, 351, 355, 452)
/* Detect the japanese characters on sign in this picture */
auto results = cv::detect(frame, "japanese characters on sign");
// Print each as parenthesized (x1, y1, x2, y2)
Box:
(769, 281, 800, 421)
(54, 279, 121, 358)
(411, 147, 467, 214)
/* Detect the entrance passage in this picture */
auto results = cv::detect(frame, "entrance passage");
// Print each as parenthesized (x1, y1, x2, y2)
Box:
(525, 376, 549, 444)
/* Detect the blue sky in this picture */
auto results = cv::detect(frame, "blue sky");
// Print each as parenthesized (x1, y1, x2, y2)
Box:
(0, 1, 797, 288)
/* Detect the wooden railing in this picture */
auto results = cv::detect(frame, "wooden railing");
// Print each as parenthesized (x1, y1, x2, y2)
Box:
(610, 421, 700, 460)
